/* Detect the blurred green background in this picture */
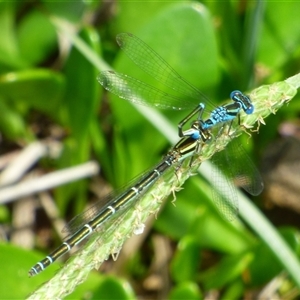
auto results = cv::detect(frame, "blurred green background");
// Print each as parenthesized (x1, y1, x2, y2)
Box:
(0, 1, 300, 299)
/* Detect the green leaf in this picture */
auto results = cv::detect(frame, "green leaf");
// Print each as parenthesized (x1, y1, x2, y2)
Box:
(200, 252, 253, 290)
(63, 26, 101, 141)
(0, 99, 27, 139)
(190, 211, 252, 254)
(279, 227, 300, 256)
(0, 2, 25, 69)
(169, 281, 202, 300)
(247, 241, 282, 286)
(112, 1, 174, 35)
(248, 227, 300, 286)
(258, 2, 300, 71)
(0, 69, 64, 116)
(89, 276, 136, 300)
(171, 235, 201, 283)
(42, 1, 88, 23)
(17, 9, 57, 66)
(221, 279, 244, 300)
(0, 243, 58, 299)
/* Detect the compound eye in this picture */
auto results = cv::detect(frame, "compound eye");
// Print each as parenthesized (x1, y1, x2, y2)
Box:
(230, 90, 242, 101)
(245, 104, 254, 114)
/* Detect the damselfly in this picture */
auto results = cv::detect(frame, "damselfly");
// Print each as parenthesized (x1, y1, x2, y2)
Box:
(29, 33, 262, 276)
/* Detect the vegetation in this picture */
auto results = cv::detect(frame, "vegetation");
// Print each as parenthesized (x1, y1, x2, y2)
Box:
(0, 2, 299, 299)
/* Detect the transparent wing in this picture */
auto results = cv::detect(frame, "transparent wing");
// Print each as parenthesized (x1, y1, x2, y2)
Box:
(211, 149, 239, 221)
(63, 190, 145, 246)
(62, 161, 177, 238)
(210, 137, 264, 221)
(98, 70, 196, 110)
(226, 138, 264, 196)
(62, 191, 117, 238)
(116, 33, 213, 107)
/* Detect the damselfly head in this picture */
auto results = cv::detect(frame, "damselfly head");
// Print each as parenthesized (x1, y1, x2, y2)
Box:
(230, 90, 254, 115)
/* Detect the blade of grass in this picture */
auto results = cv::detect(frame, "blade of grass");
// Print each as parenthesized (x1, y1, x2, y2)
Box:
(50, 16, 110, 71)
(242, 0, 266, 88)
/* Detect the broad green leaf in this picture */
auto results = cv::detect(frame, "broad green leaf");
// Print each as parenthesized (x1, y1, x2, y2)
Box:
(17, 9, 57, 66)
(0, 99, 27, 140)
(171, 236, 201, 282)
(200, 252, 253, 290)
(0, 69, 64, 116)
(258, 2, 300, 72)
(0, 243, 58, 299)
(169, 281, 202, 300)
(88, 276, 136, 300)
(0, 2, 25, 69)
